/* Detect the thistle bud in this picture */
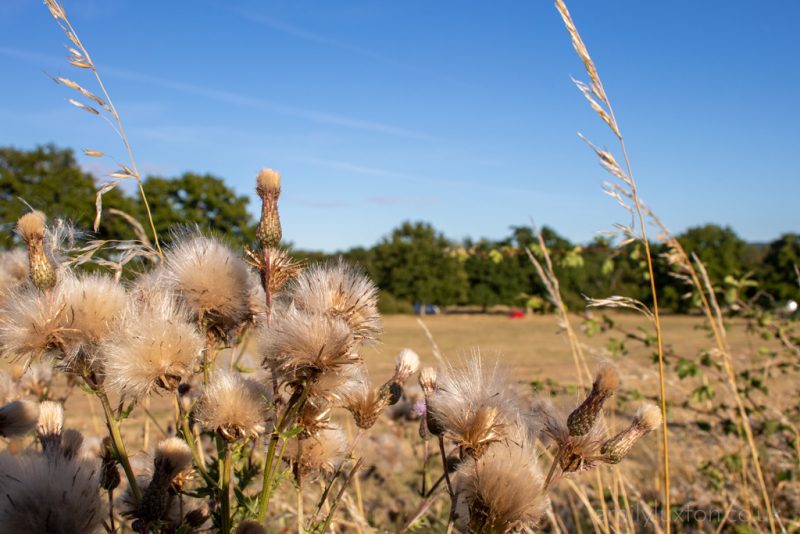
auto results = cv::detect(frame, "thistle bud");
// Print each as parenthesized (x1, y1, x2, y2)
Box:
(60, 428, 84, 459)
(0, 399, 40, 438)
(567, 365, 619, 436)
(16, 211, 56, 290)
(185, 503, 214, 528)
(418, 367, 437, 397)
(601, 404, 662, 464)
(255, 168, 282, 249)
(100, 438, 121, 491)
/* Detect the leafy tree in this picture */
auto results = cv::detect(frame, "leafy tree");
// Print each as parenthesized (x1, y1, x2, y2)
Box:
(140, 173, 255, 245)
(371, 221, 468, 307)
(759, 234, 800, 302)
(464, 241, 528, 310)
(678, 224, 746, 284)
(0, 144, 136, 247)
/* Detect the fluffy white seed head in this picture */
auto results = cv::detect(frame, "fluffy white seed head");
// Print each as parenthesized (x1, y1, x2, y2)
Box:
(59, 273, 127, 362)
(154, 437, 193, 480)
(393, 348, 420, 384)
(0, 400, 39, 437)
(428, 352, 518, 458)
(194, 371, 273, 441)
(101, 293, 203, 399)
(633, 403, 663, 432)
(164, 235, 252, 332)
(289, 260, 381, 342)
(454, 427, 549, 532)
(0, 452, 105, 533)
(15, 211, 46, 242)
(0, 249, 28, 299)
(36, 400, 63, 440)
(0, 283, 66, 363)
(286, 425, 348, 480)
(418, 367, 437, 396)
(261, 306, 358, 386)
(256, 168, 281, 195)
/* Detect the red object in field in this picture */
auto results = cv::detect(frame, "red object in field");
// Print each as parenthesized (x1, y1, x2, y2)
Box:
(509, 310, 525, 319)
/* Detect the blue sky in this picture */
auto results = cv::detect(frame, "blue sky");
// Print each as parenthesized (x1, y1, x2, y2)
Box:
(1, 1, 798, 251)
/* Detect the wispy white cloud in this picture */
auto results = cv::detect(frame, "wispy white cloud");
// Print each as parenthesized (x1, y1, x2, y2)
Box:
(0, 45, 433, 141)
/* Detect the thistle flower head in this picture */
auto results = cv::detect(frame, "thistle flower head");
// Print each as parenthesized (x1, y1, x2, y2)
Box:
(535, 398, 606, 474)
(0, 249, 28, 299)
(36, 400, 63, 451)
(418, 367, 437, 397)
(338, 372, 386, 429)
(0, 400, 39, 437)
(101, 293, 203, 399)
(289, 260, 381, 342)
(0, 452, 105, 533)
(393, 348, 420, 384)
(153, 436, 193, 481)
(194, 371, 272, 441)
(16, 211, 46, 242)
(16, 211, 56, 290)
(0, 283, 67, 363)
(567, 364, 619, 436)
(164, 234, 252, 334)
(286, 425, 347, 480)
(261, 306, 358, 386)
(59, 273, 127, 364)
(601, 404, 662, 464)
(454, 426, 549, 533)
(428, 353, 517, 458)
(256, 168, 281, 195)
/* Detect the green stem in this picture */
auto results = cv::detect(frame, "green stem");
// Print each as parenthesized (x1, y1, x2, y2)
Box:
(176, 393, 215, 487)
(220, 444, 234, 534)
(97, 391, 140, 502)
(256, 383, 310, 521)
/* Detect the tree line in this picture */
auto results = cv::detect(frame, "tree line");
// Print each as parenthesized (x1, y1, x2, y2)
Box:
(2, 145, 798, 313)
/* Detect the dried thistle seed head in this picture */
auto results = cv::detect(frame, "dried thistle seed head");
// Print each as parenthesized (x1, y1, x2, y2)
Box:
(16, 211, 46, 243)
(101, 293, 203, 400)
(393, 348, 420, 384)
(59, 273, 127, 363)
(256, 168, 281, 196)
(286, 425, 347, 480)
(36, 400, 63, 451)
(339, 376, 385, 429)
(194, 371, 272, 441)
(289, 260, 381, 342)
(0, 283, 67, 364)
(298, 399, 333, 437)
(0, 400, 39, 438)
(418, 367, 437, 397)
(0, 249, 28, 300)
(164, 234, 251, 333)
(0, 451, 105, 533)
(153, 437, 193, 481)
(185, 503, 213, 528)
(428, 353, 517, 457)
(567, 364, 619, 436)
(16, 211, 56, 290)
(601, 404, 662, 464)
(454, 427, 549, 533)
(262, 306, 358, 386)
(255, 168, 282, 248)
(60, 428, 84, 460)
(236, 519, 268, 534)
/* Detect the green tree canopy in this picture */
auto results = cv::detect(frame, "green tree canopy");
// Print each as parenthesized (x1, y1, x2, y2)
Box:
(0, 144, 136, 247)
(677, 224, 746, 283)
(759, 233, 800, 302)
(371, 221, 468, 306)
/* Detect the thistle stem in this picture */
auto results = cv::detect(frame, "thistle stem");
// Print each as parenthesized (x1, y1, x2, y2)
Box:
(220, 444, 234, 534)
(97, 391, 141, 502)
